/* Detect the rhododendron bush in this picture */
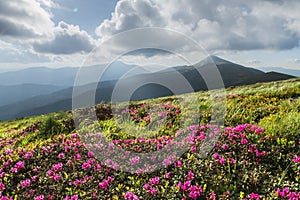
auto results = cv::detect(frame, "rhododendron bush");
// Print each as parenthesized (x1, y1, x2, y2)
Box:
(1, 79, 300, 199)
(1, 122, 299, 199)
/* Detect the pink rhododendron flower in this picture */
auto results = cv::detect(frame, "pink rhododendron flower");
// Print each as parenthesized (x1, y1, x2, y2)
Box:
(74, 154, 81, 160)
(20, 179, 31, 188)
(82, 162, 91, 170)
(53, 163, 63, 171)
(94, 164, 101, 171)
(57, 153, 65, 159)
(149, 176, 160, 185)
(124, 192, 139, 200)
(0, 182, 5, 191)
(52, 174, 60, 181)
(218, 157, 226, 165)
(174, 160, 182, 168)
(87, 151, 94, 158)
(293, 155, 300, 163)
(249, 192, 260, 200)
(14, 161, 25, 170)
(165, 172, 172, 179)
(185, 171, 195, 181)
(34, 194, 44, 200)
(241, 138, 248, 145)
(98, 180, 109, 190)
(130, 156, 140, 164)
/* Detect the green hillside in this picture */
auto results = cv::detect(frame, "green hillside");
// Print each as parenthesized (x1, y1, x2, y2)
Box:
(0, 78, 299, 199)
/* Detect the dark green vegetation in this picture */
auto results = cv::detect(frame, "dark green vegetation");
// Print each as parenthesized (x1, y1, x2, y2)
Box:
(0, 78, 299, 199)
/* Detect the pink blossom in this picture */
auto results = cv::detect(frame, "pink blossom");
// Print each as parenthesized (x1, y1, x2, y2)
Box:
(34, 194, 44, 200)
(87, 151, 94, 158)
(149, 187, 157, 195)
(94, 164, 101, 171)
(218, 157, 226, 165)
(82, 162, 91, 170)
(185, 171, 195, 181)
(57, 153, 65, 159)
(241, 138, 248, 145)
(71, 195, 78, 200)
(174, 160, 182, 168)
(165, 172, 172, 179)
(293, 156, 300, 163)
(209, 193, 216, 199)
(74, 153, 81, 160)
(47, 170, 54, 176)
(0, 182, 5, 191)
(130, 156, 140, 165)
(212, 153, 219, 159)
(53, 163, 63, 171)
(0, 172, 6, 178)
(23, 151, 33, 159)
(149, 176, 160, 185)
(52, 174, 60, 181)
(31, 175, 38, 182)
(33, 166, 40, 172)
(98, 180, 109, 190)
(222, 144, 229, 150)
(10, 168, 17, 173)
(249, 193, 260, 200)
(14, 161, 25, 170)
(20, 179, 31, 188)
(107, 176, 114, 182)
(124, 192, 139, 200)
(5, 149, 13, 155)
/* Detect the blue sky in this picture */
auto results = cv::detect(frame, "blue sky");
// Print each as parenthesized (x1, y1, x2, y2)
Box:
(0, 0, 300, 72)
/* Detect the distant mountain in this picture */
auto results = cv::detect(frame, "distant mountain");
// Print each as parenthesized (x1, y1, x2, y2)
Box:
(0, 84, 65, 107)
(0, 67, 78, 87)
(0, 61, 136, 87)
(259, 67, 300, 78)
(0, 56, 295, 121)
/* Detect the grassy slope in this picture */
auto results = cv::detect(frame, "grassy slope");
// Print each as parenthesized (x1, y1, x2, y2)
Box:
(0, 78, 299, 199)
(0, 78, 299, 150)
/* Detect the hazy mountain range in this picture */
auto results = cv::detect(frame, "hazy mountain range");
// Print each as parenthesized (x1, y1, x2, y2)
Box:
(0, 56, 296, 121)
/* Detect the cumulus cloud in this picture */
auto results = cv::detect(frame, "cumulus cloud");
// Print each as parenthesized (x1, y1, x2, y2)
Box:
(95, 0, 165, 38)
(95, 0, 300, 53)
(0, 0, 54, 38)
(33, 21, 96, 54)
(0, 0, 96, 55)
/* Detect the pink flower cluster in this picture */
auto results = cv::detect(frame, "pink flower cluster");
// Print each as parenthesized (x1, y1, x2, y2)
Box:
(275, 187, 300, 199)
(124, 192, 139, 200)
(177, 181, 202, 199)
(293, 155, 300, 163)
(98, 176, 114, 190)
(212, 153, 227, 165)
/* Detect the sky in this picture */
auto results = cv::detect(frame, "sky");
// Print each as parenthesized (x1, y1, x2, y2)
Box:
(1, 0, 300, 72)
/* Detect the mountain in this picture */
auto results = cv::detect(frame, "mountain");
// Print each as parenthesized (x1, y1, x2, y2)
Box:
(0, 84, 65, 107)
(0, 67, 78, 87)
(259, 67, 300, 78)
(0, 61, 136, 87)
(0, 56, 295, 121)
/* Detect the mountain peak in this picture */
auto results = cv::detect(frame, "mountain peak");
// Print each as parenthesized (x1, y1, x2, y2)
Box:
(209, 55, 231, 63)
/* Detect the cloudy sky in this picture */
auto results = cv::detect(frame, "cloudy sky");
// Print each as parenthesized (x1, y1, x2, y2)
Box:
(1, 0, 300, 71)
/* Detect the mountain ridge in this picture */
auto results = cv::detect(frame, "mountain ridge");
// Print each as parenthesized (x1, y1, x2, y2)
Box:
(0, 56, 295, 121)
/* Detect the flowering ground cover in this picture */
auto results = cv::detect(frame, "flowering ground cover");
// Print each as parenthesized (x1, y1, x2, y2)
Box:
(0, 78, 299, 199)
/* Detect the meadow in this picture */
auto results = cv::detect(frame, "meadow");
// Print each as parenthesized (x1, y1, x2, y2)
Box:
(0, 78, 299, 199)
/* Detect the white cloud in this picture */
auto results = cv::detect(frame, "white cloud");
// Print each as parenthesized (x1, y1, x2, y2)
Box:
(0, 0, 54, 38)
(33, 21, 96, 54)
(95, 0, 300, 53)
(0, 0, 96, 56)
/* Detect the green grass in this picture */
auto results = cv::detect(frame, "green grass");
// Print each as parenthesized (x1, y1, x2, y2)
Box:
(0, 78, 299, 149)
